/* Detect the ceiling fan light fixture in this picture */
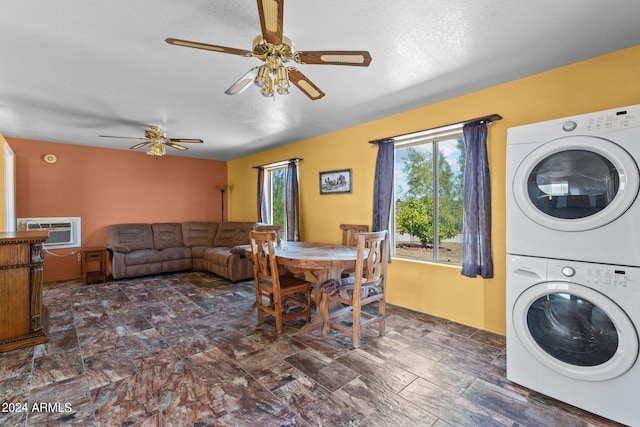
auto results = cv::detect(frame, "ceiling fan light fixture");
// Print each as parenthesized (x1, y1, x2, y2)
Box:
(261, 78, 275, 97)
(275, 65, 289, 89)
(255, 65, 270, 88)
(147, 142, 166, 157)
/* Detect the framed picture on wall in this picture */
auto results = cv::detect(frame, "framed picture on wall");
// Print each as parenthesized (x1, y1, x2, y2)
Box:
(319, 169, 352, 194)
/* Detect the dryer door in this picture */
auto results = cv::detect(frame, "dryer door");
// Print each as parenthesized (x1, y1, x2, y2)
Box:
(513, 281, 638, 381)
(512, 135, 639, 231)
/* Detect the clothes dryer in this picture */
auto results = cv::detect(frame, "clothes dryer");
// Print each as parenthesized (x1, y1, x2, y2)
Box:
(506, 104, 640, 266)
(506, 254, 640, 426)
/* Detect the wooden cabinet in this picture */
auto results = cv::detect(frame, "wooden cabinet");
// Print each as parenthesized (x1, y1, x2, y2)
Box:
(0, 230, 49, 352)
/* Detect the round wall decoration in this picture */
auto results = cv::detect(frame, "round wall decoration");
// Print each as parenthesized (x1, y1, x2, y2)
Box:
(43, 154, 58, 164)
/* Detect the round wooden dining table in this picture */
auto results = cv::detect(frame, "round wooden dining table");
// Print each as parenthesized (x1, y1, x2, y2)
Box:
(273, 242, 357, 280)
(273, 242, 361, 331)
(239, 241, 361, 331)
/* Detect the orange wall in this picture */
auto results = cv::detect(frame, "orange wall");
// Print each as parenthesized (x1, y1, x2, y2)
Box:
(7, 139, 227, 282)
(229, 45, 640, 335)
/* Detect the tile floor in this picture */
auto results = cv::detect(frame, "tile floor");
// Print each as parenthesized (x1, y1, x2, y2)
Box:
(0, 272, 626, 426)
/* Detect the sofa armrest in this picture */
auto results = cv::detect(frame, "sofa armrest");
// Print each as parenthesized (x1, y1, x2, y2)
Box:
(108, 245, 131, 254)
(229, 246, 248, 257)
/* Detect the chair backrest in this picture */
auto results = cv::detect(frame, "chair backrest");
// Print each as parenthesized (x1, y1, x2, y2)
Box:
(249, 230, 279, 284)
(340, 224, 370, 246)
(253, 225, 284, 245)
(354, 230, 389, 288)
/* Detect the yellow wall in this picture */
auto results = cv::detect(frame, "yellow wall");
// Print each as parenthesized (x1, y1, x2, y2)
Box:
(238, 46, 640, 334)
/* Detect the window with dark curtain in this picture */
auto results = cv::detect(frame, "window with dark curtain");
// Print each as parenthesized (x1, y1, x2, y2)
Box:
(373, 139, 395, 263)
(285, 161, 300, 241)
(257, 167, 268, 223)
(256, 159, 301, 241)
(461, 121, 493, 278)
(372, 139, 395, 233)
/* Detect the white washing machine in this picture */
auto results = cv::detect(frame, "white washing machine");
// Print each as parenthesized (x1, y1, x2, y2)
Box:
(506, 254, 640, 426)
(506, 104, 640, 266)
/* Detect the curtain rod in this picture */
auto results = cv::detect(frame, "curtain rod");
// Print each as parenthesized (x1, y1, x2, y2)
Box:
(253, 158, 303, 169)
(369, 114, 502, 144)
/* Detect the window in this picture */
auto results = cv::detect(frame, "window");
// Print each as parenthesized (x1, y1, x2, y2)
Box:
(258, 158, 301, 242)
(264, 166, 286, 230)
(394, 131, 465, 264)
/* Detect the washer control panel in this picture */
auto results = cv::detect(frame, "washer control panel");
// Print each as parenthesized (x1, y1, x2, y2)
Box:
(548, 259, 638, 289)
(507, 103, 640, 143)
(564, 107, 639, 134)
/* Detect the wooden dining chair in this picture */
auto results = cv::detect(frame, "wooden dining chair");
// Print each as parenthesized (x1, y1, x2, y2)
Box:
(319, 230, 389, 349)
(339, 224, 369, 277)
(248, 230, 312, 335)
(340, 224, 370, 246)
(253, 224, 284, 245)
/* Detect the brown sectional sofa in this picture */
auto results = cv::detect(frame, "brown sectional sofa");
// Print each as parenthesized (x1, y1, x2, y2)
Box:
(107, 221, 257, 282)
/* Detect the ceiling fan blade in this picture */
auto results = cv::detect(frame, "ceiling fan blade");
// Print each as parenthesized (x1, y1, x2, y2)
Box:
(99, 135, 145, 140)
(165, 38, 252, 57)
(225, 68, 259, 95)
(295, 50, 372, 67)
(165, 142, 189, 151)
(168, 138, 204, 143)
(287, 68, 325, 100)
(130, 141, 151, 150)
(257, 0, 283, 45)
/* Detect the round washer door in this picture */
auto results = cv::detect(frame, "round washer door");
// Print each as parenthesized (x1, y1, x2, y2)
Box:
(513, 281, 638, 381)
(512, 135, 639, 231)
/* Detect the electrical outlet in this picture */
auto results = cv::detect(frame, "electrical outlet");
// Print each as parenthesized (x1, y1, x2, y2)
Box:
(77, 253, 81, 262)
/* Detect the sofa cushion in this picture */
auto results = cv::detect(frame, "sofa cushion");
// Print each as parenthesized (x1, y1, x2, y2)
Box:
(203, 247, 233, 266)
(212, 222, 256, 248)
(124, 249, 163, 266)
(152, 223, 184, 250)
(182, 222, 218, 247)
(160, 246, 191, 261)
(107, 224, 154, 251)
(190, 246, 208, 259)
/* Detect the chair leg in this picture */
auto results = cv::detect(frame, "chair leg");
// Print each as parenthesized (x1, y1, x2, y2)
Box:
(305, 287, 311, 322)
(274, 296, 283, 335)
(256, 293, 264, 325)
(319, 294, 330, 336)
(352, 303, 361, 349)
(379, 299, 386, 337)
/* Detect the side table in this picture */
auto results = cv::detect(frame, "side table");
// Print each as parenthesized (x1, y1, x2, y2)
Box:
(81, 246, 107, 284)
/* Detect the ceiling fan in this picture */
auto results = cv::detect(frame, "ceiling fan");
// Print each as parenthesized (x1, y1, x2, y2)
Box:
(99, 126, 203, 157)
(165, 0, 372, 100)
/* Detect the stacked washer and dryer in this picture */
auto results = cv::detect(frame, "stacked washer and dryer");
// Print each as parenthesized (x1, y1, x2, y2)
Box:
(506, 104, 640, 426)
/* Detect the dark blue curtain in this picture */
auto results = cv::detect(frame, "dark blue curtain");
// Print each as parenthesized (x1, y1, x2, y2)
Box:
(372, 139, 395, 233)
(285, 161, 300, 241)
(461, 122, 493, 278)
(257, 167, 268, 223)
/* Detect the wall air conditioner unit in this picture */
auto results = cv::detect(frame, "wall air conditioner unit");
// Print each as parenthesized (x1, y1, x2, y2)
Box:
(17, 217, 81, 249)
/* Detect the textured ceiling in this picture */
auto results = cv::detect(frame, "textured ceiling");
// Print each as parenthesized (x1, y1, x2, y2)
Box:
(1, 1, 639, 160)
